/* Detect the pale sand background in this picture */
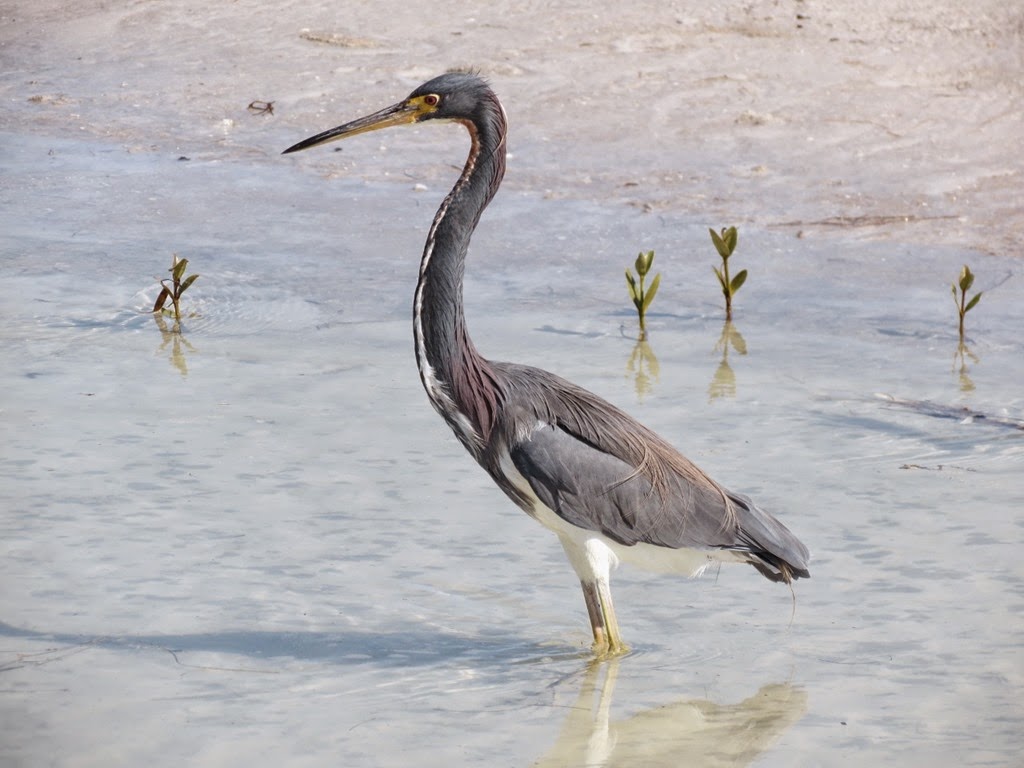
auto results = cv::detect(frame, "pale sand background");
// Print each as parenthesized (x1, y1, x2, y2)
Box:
(6, 0, 1022, 249)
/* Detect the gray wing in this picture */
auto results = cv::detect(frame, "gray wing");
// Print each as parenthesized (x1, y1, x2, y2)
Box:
(509, 422, 810, 580)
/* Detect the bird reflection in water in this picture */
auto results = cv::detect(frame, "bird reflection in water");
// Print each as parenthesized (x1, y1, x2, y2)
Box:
(533, 660, 807, 767)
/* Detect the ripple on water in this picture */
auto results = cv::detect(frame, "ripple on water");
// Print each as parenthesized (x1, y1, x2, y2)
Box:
(85, 276, 330, 336)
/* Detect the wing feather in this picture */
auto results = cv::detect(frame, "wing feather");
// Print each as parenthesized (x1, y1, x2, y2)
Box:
(495, 364, 810, 581)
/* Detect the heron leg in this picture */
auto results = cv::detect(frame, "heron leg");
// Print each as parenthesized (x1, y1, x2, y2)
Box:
(581, 579, 628, 658)
(558, 535, 629, 658)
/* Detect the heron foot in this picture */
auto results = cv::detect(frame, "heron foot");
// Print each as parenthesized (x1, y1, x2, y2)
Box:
(591, 630, 630, 659)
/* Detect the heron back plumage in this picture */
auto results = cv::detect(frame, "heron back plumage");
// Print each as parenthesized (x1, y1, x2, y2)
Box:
(491, 364, 810, 583)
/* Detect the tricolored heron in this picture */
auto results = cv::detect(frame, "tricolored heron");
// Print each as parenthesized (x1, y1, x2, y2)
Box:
(284, 72, 810, 657)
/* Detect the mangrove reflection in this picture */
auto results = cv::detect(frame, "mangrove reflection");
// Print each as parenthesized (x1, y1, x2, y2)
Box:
(152, 313, 196, 378)
(709, 321, 747, 401)
(533, 659, 807, 767)
(626, 339, 660, 401)
(952, 342, 978, 393)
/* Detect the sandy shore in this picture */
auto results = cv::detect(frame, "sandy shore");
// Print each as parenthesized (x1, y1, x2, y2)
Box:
(4, 0, 1021, 253)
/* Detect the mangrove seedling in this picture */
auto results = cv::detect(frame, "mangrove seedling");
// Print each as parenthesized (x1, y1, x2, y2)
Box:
(710, 226, 746, 321)
(153, 253, 199, 324)
(951, 264, 982, 343)
(625, 250, 661, 341)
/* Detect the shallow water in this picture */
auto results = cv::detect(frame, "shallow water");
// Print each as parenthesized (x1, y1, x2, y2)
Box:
(3, 127, 1022, 767)
(3, 2, 1024, 765)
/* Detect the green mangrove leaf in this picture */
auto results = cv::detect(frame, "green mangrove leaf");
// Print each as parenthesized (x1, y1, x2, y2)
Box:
(643, 273, 661, 311)
(959, 270, 974, 293)
(635, 250, 654, 277)
(709, 228, 730, 259)
(713, 265, 727, 290)
(171, 257, 189, 282)
(730, 269, 748, 294)
(625, 270, 638, 301)
(722, 226, 738, 254)
(152, 286, 170, 313)
(180, 274, 200, 294)
(965, 292, 982, 313)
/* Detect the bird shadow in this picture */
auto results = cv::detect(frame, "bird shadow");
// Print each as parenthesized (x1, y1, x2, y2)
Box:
(3, 621, 808, 764)
(0, 619, 553, 672)
(534, 323, 605, 338)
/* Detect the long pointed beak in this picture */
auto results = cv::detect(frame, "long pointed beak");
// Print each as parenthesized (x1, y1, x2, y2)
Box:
(282, 100, 420, 155)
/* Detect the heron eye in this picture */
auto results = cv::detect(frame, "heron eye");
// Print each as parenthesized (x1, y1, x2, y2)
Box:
(423, 94, 440, 107)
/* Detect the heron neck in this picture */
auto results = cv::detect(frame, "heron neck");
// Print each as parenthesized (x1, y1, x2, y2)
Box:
(414, 105, 507, 449)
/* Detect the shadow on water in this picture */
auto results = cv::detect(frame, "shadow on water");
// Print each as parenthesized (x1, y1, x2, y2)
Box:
(0, 620, 546, 670)
(4, 620, 807, 764)
(533, 659, 807, 767)
(535, 324, 605, 339)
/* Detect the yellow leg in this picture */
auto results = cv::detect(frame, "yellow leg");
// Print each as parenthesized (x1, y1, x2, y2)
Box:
(582, 580, 629, 658)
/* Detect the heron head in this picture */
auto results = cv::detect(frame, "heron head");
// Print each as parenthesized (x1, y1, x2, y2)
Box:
(282, 72, 495, 155)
